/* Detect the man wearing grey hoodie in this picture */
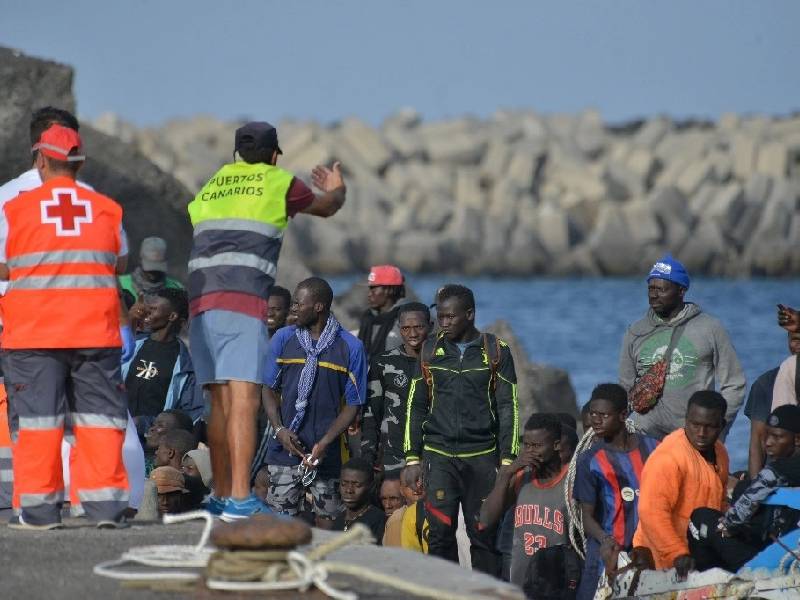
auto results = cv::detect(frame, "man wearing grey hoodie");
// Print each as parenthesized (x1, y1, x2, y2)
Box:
(619, 255, 746, 439)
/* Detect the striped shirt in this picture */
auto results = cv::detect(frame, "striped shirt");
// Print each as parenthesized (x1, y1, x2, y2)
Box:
(573, 434, 659, 548)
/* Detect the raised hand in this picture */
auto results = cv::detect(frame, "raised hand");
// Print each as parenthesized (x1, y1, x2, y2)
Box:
(311, 161, 344, 193)
(507, 446, 536, 474)
(778, 304, 800, 333)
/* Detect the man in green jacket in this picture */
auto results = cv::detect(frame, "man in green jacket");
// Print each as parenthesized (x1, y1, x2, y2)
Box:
(404, 284, 519, 575)
(119, 237, 183, 309)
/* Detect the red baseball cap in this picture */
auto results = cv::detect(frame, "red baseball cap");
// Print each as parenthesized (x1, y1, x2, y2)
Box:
(367, 265, 404, 286)
(32, 124, 85, 162)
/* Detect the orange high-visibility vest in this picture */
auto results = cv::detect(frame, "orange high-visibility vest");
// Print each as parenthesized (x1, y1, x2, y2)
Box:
(1, 176, 122, 349)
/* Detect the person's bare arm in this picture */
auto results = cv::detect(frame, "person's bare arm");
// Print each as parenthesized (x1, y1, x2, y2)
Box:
(309, 404, 359, 464)
(0, 263, 8, 281)
(301, 162, 346, 217)
(265, 386, 305, 458)
(479, 445, 534, 527)
(748, 420, 767, 479)
(580, 502, 614, 546)
(480, 465, 519, 528)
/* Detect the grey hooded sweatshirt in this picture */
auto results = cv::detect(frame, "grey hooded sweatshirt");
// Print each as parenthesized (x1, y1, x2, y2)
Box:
(618, 302, 746, 439)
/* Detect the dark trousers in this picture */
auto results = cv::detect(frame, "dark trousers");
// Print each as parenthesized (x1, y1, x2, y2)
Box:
(688, 507, 764, 572)
(576, 538, 603, 600)
(424, 451, 500, 576)
(2, 348, 128, 524)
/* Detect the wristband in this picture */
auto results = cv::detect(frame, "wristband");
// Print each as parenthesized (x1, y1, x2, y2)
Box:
(273, 426, 285, 439)
(501, 458, 513, 466)
(405, 459, 420, 466)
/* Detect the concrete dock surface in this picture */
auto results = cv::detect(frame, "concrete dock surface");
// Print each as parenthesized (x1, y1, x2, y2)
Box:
(0, 516, 523, 599)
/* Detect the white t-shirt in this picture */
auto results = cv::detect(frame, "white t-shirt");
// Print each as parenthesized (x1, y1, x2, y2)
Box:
(0, 169, 129, 293)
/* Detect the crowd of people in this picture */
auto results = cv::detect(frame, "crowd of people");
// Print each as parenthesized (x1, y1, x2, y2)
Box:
(2, 106, 800, 599)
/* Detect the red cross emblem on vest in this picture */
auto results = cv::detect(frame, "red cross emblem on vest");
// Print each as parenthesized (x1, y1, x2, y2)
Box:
(40, 188, 92, 236)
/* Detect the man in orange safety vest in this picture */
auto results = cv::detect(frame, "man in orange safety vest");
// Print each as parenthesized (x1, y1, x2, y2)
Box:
(0, 124, 130, 529)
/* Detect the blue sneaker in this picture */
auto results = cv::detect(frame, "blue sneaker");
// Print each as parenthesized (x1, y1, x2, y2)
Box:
(205, 496, 227, 516)
(220, 495, 272, 522)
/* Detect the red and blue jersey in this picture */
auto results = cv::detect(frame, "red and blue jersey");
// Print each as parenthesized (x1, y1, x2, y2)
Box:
(572, 434, 659, 548)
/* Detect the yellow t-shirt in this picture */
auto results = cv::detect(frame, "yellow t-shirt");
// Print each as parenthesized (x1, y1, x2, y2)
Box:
(401, 500, 428, 553)
(382, 505, 406, 547)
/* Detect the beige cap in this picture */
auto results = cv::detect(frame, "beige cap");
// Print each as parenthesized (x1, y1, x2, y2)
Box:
(151, 466, 188, 494)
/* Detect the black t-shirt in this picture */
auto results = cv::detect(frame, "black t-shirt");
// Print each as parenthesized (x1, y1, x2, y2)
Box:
(743, 367, 780, 424)
(333, 505, 386, 544)
(126, 338, 181, 417)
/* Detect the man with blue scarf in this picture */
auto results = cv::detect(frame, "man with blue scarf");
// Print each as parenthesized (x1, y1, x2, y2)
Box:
(264, 277, 368, 527)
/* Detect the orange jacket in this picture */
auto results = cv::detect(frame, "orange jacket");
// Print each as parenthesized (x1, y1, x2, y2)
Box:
(632, 428, 729, 569)
(1, 176, 122, 349)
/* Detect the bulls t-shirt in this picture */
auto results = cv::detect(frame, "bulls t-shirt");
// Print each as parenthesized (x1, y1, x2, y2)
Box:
(573, 434, 659, 549)
(510, 464, 570, 588)
(126, 338, 180, 417)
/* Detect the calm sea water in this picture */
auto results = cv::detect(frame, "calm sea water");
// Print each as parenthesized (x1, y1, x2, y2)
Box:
(331, 275, 798, 471)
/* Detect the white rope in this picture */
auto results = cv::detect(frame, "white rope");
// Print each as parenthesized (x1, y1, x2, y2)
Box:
(92, 510, 215, 581)
(565, 420, 639, 561)
(207, 551, 356, 600)
(94, 514, 506, 600)
(94, 516, 445, 600)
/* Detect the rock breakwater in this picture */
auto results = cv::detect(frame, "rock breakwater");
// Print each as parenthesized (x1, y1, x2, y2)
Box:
(94, 108, 800, 276)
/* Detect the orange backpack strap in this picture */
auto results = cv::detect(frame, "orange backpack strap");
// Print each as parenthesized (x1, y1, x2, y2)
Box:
(483, 333, 502, 393)
(420, 338, 435, 392)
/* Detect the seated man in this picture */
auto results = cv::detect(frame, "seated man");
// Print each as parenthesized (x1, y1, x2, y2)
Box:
(688, 405, 800, 572)
(154, 429, 198, 470)
(143, 409, 194, 475)
(182, 447, 212, 495)
(745, 332, 800, 477)
(399, 467, 429, 552)
(384, 465, 423, 547)
(124, 289, 204, 432)
(332, 458, 386, 543)
(151, 466, 192, 516)
(379, 477, 405, 518)
(119, 236, 183, 310)
(633, 391, 730, 581)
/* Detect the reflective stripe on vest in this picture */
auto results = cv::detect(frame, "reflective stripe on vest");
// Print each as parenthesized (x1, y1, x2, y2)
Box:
(187, 162, 292, 302)
(7, 250, 117, 269)
(8, 274, 118, 291)
(188, 252, 277, 278)
(192, 218, 284, 239)
(1, 177, 123, 349)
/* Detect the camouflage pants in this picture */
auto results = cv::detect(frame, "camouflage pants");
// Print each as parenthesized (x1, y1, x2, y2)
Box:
(266, 464, 343, 519)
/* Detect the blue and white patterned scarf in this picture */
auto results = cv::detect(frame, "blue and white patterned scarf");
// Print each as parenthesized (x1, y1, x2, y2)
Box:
(288, 313, 342, 432)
